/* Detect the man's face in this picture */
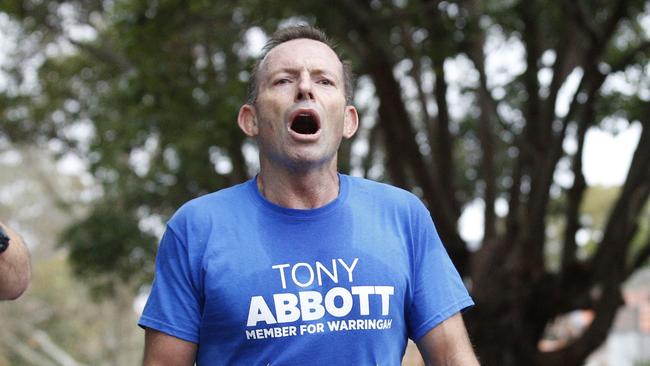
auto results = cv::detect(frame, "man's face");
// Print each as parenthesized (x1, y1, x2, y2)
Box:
(239, 38, 358, 172)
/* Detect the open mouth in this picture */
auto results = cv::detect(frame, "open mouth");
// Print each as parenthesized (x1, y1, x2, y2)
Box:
(290, 110, 320, 135)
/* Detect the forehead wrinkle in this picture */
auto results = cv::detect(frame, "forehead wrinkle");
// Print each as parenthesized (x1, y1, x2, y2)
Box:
(258, 39, 344, 82)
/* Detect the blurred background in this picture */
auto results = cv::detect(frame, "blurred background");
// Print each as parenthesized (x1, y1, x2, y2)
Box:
(0, 0, 649, 365)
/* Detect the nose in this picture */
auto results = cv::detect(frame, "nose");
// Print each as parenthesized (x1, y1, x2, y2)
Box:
(295, 73, 314, 102)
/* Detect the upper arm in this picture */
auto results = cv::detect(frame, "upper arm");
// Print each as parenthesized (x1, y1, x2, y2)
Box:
(0, 222, 31, 300)
(139, 227, 202, 343)
(416, 312, 479, 366)
(143, 328, 198, 366)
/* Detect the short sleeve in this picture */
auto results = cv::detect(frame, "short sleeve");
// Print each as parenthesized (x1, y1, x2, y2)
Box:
(138, 227, 202, 343)
(407, 206, 474, 341)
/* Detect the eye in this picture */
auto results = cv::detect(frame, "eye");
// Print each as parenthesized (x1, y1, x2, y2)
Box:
(317, 79, 334, 86)
(273, 78, 292, 86)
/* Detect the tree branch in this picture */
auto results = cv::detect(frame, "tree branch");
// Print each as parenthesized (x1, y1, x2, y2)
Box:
(609, 40, 650, 73)
(513, 0, 552, 276)
(31, 329, 87, 366)
(560, 115, 590, 272)
(629, 235, 650, 276)
(67, 38, 132, 71)
(336, 0, 470, 272)
(601, 0, 631, 45)
(361, 123, 381, 178)
(398, 26, 434, 145)
(536, 283, 624, 366)
(334, 0, 409, 189)
(10, 321, 87, 366)
(542, 13, 582, 129)
(461, 0, 501, 242)
(430, 59, 458, 214)
(505, 149, 523, 247)
(563, 1, 601, 46)
(369, 52, 460, 238)
(421, 1, 460, 218)
(518, 0, 544, 150)
(539, 0, 633, 274)
(592, 121, 650, 282)
(0, 333, 59, 366)
(226, 132, 250, 182)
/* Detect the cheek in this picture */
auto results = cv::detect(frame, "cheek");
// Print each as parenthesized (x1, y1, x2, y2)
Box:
(258, 98, 287, 120)
(327, 105, 347, 127)
(257, 114, 285, 141)
(255, 103, 283, 128)
(257, 119, 277, 137)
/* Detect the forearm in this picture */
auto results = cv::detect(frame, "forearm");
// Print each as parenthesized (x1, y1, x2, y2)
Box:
(143, 329, 197, 366)
(420, 344, 480, 366)
(417, 313, 480, 366)
(426, 350, 480, 366)
(0, 222, 31, 300)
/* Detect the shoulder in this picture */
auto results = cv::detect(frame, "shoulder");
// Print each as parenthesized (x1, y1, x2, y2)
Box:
(181, 180, 250, 213)
(167, 179, 253, 234)
(343, 175, 427, 212)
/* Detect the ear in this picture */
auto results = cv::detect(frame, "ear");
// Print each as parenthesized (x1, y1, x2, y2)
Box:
(342, 105, 359, 139)
(237, 104, 258, 137)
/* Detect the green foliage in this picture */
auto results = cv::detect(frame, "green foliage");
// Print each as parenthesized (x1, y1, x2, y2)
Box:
(2, 1, 255, 295)
(0, 146, 144, 365)
(60, 203, 157, 297)
(629, 200, 650, 267)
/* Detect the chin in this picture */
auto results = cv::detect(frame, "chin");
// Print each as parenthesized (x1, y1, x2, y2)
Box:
(284, 152, 337, 172)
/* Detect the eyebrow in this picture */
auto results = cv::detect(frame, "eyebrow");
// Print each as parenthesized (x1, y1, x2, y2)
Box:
(268, 68, 337, 78)
(264, 68, 340, 88)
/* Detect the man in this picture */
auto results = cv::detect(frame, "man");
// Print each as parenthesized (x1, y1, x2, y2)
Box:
(0, 221, 31, 300)
(140, 25, 478, 365)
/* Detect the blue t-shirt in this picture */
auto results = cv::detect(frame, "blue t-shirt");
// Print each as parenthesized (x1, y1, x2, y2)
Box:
(139, 174, 473, 365)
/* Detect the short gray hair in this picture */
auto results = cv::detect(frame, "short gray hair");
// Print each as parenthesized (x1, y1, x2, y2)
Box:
(246, 25, 354, 105)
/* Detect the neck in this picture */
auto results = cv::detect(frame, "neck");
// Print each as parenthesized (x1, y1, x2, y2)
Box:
(257, 161, 340, 209)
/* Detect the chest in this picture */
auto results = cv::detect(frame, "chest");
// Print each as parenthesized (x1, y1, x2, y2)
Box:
(197, 216, 413, 338)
